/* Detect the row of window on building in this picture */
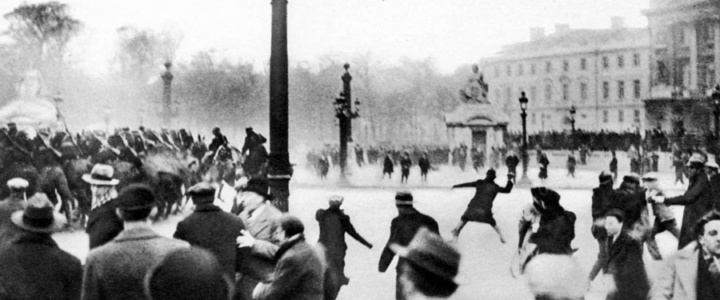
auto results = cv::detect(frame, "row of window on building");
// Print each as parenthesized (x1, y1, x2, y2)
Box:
(496, 79, 643, 105)
(493, 53, 642, 78)
(529, 109, 641, 126)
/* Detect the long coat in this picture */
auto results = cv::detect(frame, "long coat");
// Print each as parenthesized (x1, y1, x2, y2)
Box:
(316, 207, 372, 288)
(0, 229, 82, 300)
(254, 236, 326, 300)
(378, 208, 439, 273)
(453, 178, 513, 225)
(174, 203, 246, 280)
(664, 170, 714, 249)
(86, 199, 123, 249)
(528, 207, 576, 255)
(649, 241, 700, 300)
(81, 226, 189, 300)
(600, 232, 649, 300)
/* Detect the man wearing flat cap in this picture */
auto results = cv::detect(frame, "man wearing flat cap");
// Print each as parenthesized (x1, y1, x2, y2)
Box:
(81, 184, 189, 300)
(390, 227, 460, 300)
(316, 195, 373, 300)
(174, 182, 245, 283)
(379, 191, 439, 300)
(450, 168, 514, 242)
(651, 153, 714, 249)
(0, 193, 82, 300)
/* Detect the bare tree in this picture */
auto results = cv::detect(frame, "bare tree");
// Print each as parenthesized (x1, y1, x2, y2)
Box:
(3, 1, 81, 66)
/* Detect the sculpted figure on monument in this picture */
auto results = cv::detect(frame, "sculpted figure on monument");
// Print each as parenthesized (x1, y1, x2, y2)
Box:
(460, 64, 490, 104)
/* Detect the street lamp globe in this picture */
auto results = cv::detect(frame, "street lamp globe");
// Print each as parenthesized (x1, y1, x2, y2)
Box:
(519, 91, 529, 111)
(569, 105, 576, 116)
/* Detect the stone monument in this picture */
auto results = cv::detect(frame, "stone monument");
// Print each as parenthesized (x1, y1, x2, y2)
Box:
(445, 64, 510, 166)
(0, 70, 59, 127)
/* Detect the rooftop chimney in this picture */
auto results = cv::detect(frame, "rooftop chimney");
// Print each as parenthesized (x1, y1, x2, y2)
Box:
(530, 27, 545, 41)
(555, 24, 570, 35)
(611, 17, 625, 30)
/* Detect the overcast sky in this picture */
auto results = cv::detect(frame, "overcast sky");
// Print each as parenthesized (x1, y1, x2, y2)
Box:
(0, 0, 650, 74)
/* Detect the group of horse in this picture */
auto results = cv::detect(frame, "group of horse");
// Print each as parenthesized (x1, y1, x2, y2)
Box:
(0, 126, 268, 228)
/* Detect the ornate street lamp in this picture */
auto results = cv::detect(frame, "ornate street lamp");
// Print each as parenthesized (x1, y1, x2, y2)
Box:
(518, 91, 531, 186)
(333, 63, 360, 181)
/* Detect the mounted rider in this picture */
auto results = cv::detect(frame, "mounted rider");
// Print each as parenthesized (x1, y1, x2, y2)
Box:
(209, 127, 232, 163)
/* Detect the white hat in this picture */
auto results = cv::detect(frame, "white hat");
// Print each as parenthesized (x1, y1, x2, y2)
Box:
(82, 164, 120, 186)
(705, 160, 719, 171)
(7, 178, 29, 189)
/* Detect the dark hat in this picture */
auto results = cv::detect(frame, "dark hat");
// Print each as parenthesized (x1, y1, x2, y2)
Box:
(390, 227, 460, 283)
(395, 191, 413, 206)
(245, 127, 253, 132)
(531, 187, 560, 207)
(11, 193, 65, 233)
(186, 182, 215, 204)
(641, 172, 659, 182)
(598, 171, 613, 185)
(144, 247, 233, 300)
(116, 184, 156, 211)
(242, 178, 272, 199)
(486, 169, 496, 178)
(622, 173, 640, 185)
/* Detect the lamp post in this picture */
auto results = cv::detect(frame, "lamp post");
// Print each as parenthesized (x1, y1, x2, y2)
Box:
(569, 105, 576, 149)
(334, 63, 360, 181)
(518, 91, 531, 186)
(267, 0, 292, 212)
(712, 85, 720, 137)
(161, 61, 173, 127)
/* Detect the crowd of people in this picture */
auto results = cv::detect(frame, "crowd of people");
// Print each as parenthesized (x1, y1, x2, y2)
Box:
(2, 120, 720, 299)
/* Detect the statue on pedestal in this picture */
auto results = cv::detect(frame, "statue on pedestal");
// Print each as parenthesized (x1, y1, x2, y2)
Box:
(459, 64, 490, 104)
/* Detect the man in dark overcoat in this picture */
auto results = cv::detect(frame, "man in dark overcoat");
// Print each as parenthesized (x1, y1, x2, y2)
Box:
(450, 169, 514, 242)
(593, 209, 649, 300)
(83, 164, 123, 249)
(252, 215, 326, 300)
(174, 182, 246, 281)
(81, 184, 189, 300)
(316, 195, 373, 300)
(379, 192, 439, 300)
(651, 153, 715, 249)
(418, 153, 431, 182)
(589, 172, 616, 280)
(505, 151, 519, 175)
(0, 193, 82, 300)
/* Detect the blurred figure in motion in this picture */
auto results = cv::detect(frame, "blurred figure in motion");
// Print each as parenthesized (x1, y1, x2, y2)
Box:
(524, 254, 587, 300)
(316, 195, 373, 300)
(391, 227, 460, 300)
(451, 169, 514, 243)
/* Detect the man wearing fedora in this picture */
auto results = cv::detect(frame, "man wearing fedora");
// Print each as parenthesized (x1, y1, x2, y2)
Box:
(651, 153, 715, 249)
(234, 178, 282, 300)
(390, 227, 460, 300)
(83, 164, 124, 249)
(450, 169, 514, 242)
(316, 195, 373, 300)
(174, 182, 246, 283)
(82, 184, 189, 300)
(379, 192, 439, 300)
(0, 193, 82, 300)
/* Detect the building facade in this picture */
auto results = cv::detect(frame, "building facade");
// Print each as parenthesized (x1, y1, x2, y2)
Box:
(479, 20, 651, 134)
(644, 0, 720, 137)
